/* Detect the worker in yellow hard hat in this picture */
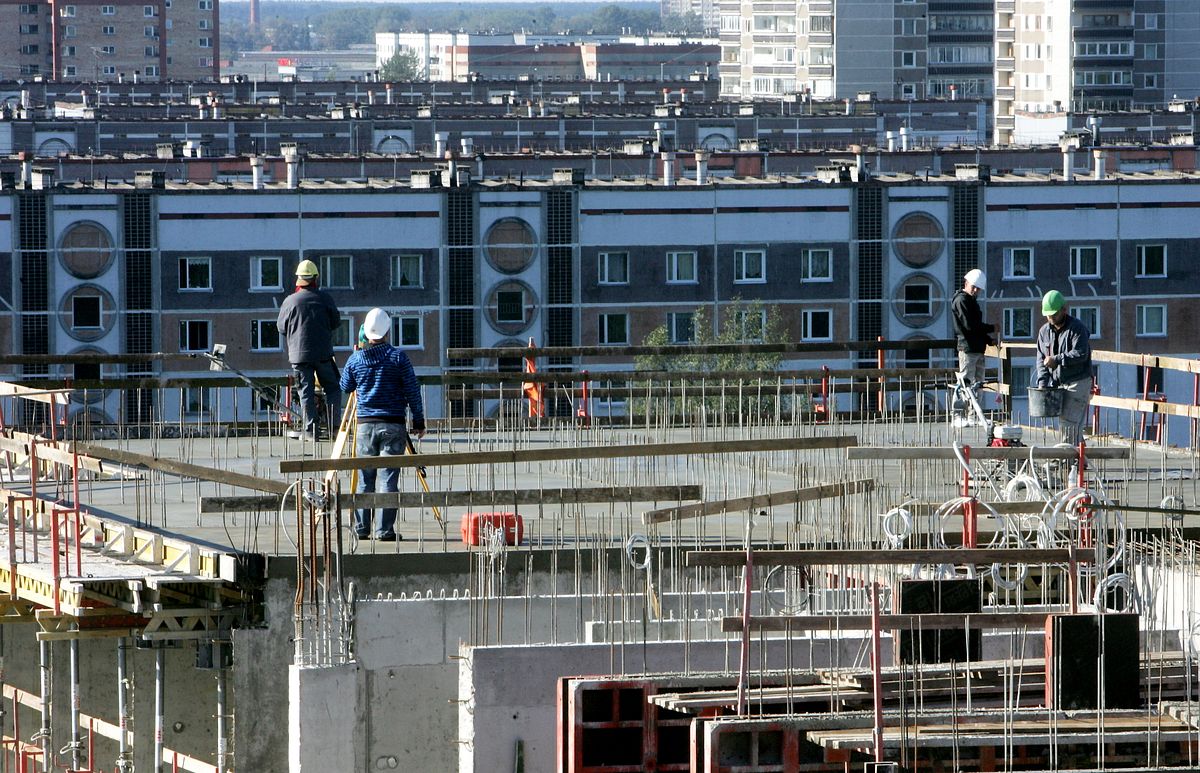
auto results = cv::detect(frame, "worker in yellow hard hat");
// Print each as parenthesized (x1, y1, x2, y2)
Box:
(277, 259, 342, 440)
(1035, 290, 1093, 446)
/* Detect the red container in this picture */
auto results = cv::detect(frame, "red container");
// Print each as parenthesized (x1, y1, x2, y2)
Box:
(460, 512, 524, 546)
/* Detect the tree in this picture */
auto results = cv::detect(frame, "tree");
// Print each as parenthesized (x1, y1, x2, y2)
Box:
(379, 49, 420, 82)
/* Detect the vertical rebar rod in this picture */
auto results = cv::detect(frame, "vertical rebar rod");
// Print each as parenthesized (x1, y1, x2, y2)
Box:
(216, 642, 229, 772)
(38, 640, 50, 773)
(154, 647, 165, 773)
(70, 639, 81, 771)
(117, 638, 131, 771)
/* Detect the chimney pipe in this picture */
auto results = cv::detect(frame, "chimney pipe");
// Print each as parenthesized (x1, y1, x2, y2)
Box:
(694, 150, 709, 184)
(476, 153, 485, 179)
(1063, 148, 1074, 181)
(1093, 149, 1106, 180)
(435, 132, 449, 158)
(460, 137, 473, 155)
(900, 126, 911, 151)
(19, 152, 32, 187)
(662, 151, 675, 186)
(663, 88, 670, 105)
(385, 84, 393, 105)
(886, 131, 897, 153)
(680, 88, 687, 103)
(250, 155, 263, 189)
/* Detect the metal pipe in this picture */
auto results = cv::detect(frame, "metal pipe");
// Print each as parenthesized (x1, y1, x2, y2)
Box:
(155, 647, 165, 773)
(870, 582, 884, 762)
(39, 640, 51, 773)
(216, 642, 229, 771)
(70, 640, 81, 771)
(117, 638, 132, 772)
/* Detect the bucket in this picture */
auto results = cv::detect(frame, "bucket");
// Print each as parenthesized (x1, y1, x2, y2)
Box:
(1027, 386, 1062, 418)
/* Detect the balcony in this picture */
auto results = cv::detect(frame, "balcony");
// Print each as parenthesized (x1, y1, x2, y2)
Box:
(808, 32, 833, 46)
(995, 86, 1015, 101)
(995, 27, 1015, 43)
(995, 114, 1015, 130)
(996, 57, 1015, 71)
(807, 64, 833, 78)
(809, 1, 833, 12)
(996, 0, 1015, 11)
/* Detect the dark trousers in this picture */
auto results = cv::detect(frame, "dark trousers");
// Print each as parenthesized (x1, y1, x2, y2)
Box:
(292, 360, 342, 432)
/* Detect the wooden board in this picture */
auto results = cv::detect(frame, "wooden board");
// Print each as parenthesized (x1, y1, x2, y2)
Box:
(642, 479, 874, 524)
(685, 547, 1092, 568)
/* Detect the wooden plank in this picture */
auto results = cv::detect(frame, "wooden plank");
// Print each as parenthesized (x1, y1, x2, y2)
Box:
(0, 431, 136, 479)
(1090, 350, 1200, 374)
(200, 485, 706, 513)
(280, 434, 858, 474)
(0, 382, 72, 405)
(0, 352, 192, 365)
(447, 339, 957, 359)
(642, 479, 873, 525)
(441, 367, 954, 385)
(722, 611, 1054, 632)
(1092, 393, 1200, 419)
(71, 441, 289, 495)
(846, 446, 1129, 460)
(685, 547, 1091, 568)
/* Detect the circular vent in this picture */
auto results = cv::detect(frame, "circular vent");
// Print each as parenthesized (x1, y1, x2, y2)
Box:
(59, 222, 115, 279)
(60, 284, 117, 342)
(892, 212, 944, 268)
(891, 272, 943, 329)
(484, 218, 537, 274)
(484, 280, 537, 336)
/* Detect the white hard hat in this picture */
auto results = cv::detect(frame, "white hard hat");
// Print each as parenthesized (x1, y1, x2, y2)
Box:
(363, 308, 391, 341)
(964, 268, 986, 292)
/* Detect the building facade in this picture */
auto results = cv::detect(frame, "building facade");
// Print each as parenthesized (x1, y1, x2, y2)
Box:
(0, 0, 218, 82)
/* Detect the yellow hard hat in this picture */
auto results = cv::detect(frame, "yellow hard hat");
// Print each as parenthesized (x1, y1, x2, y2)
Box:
(295, 259, 319, 279)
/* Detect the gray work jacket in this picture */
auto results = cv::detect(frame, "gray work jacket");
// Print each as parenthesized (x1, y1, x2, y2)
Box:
(1035, 315, 1092, 387)
(277, 287, 340, 364)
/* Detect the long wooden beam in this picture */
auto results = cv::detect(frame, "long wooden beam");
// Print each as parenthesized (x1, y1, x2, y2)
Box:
(0, 430, 136, 478)
(280, 434, 857, 474)
(846, 446, 1130, 461)
(0, 382, 72, 405)
(73, 441, 289, 495)
(685, 547, 1091, 568)
(1092, 394, 1200, 419)
(200, 484, 705, 513)
(643, 480, 874, 525)
(722, 611, 1055, 632)
(441, 367, 953, 385)
(448, 339, 957, 359)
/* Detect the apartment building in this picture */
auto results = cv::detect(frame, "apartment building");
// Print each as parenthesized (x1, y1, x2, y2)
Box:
(0, 0, 218, 82)
(994, 0, 1200, 145)
(719, 0, 993, 101)
(661, 0, 720, 33)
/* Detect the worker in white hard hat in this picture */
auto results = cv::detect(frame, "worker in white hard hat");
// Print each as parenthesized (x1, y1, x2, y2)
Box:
(339, 308, 426, 542)
(949, 269, 995, 422)
(277, 259, 342, 440)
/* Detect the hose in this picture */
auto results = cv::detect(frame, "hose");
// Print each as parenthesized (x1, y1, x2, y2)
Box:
(1092, 572, 1141, 613)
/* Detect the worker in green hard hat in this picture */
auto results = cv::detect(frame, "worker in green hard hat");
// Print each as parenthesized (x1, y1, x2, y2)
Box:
(1035, 290, 1093, 446)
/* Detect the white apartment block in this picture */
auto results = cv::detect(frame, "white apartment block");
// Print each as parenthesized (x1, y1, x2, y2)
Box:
(995, 0, 1200, 145)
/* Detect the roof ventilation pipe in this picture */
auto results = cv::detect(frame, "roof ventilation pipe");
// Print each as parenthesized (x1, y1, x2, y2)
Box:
(694, 150, 709, 184)
(250, 155, 263, 190)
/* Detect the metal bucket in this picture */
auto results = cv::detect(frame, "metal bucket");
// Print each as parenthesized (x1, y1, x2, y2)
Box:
(1027, 386, 1062, 418)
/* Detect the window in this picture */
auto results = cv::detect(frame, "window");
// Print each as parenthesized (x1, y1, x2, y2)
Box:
(183, 387, 210, 415)
(145, 46, 158, 57)
(179, 320, 210, 352)
(1140, 44, 1162, 60)
(145, 65, 159, 77)
(392, 315, 422, 348)
(247, 258, 281, 291)
(1071, 306, 1100, 337)
(734, 309, 766, 342)
(19, 3, 37, 13)
(144, 25, 156, 36)
(810, 15, 832, 32)
(101, 4, 115, 13)
(901, 51, 916, 68)
(1004, 247, 1034, 279)
(101, 45, 115, 55)
(800, 248, 832, 282)
(198, 0, 213, 8)
(734, 250, 765, 283)
(178, 257, 211, 291)
(1003, 307, 1033, 339)
(73, 296, 101, 329)
(496, 290, 524, 323)
(332, 318, 353, 351)
(250, 320, 280, 351)
(901, 18, 919, 35)
(198, 37, 212, 48)
(63, 65, 76, 76)
(318, 255, 352, 289)
(903, 283, 932, 317)
(1136, 244, 1166, 277)
(61, 4, 76, 16)
(801, 309, 832, 342)
(143, 4, 155, 15)
(1010, 366, 1031, 399)
(1136, 305, 1166, 337)
(19, 24, 38, 34)
(1145, 74, 1160, 89)
(1074, 41, 1131, 57)
(1069, 246, 1100, 278)
(598, 252, 629, 285)
(667, 251, 697, 283)
(103, 65, 116, 75)
(599, 313, 628, 345)
(667, 312, 694, 343)
(63, 25, 75, 37)
(390, 254, 422, 288)
(103, 26, 115, 35)
(199, 18, 210, 29)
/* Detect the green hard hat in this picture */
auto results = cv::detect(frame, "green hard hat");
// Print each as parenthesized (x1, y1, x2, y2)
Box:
(1042, 290, 1065, 315)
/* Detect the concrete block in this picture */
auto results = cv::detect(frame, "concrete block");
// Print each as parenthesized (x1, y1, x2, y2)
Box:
(289, 663, 365, 772)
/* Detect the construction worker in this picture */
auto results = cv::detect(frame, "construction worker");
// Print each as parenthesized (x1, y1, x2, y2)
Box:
(277, 259, 342, 440)
(339, 308, 426, 541)
(1035, 290, 1093, 446)
(950, 269, 995, 424)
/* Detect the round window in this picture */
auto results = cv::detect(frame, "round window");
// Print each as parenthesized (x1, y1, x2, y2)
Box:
(59, 222, 115, 279)
(59, 284, 117, 342)
(891, 212, 944, 268)
(484, 280, 537, 336)
(484, 218, 537, 274)
(891, 272, 943, 330)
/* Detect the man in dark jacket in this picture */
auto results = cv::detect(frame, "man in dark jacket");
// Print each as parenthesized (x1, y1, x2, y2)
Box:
(339, 308, 426, 541)
(1035, 290, 1093, 445)
(277, 260, 342, 439)
(950, 269, 995, 388)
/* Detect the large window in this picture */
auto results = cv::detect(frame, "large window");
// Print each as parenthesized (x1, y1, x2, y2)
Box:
(250, 256, 282, 291)
(1136, 305, 1166, 337)
(599, 313, 628, 345)
(734, 250, 765, 283)
(250, 319, 280, 351)
(599, 252, 629, 285)
(392, 315, 422, 348)
(332, 318, 353, 351)
(1071, 306, 1100, 337)
(1004, 247, 1034, 279)
(734, 309, 766, 342)
(1003, 307, 1033, 339)
(179, 320, 211, 352)
(667, 251, 697, 284)
(1069, 246, 1100, 278)
(801, 309, 832, 342)
(1136, 244, 1166, 277)
(1075, 41, 1131, 57)
(903, 283, 932, 317)
(668, 312, 695, 344)
(800, 249, 832, 282)
(318, 255, 352, 289)
(391, 254, 422, 288)
(496, 290, 525, 323)
(178, 257, 211, 291)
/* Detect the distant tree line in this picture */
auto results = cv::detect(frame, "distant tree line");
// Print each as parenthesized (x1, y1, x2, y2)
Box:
(221, 2, 705, 55)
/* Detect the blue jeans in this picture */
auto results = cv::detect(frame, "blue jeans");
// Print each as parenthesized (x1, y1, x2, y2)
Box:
(354, 422, 407, 537)
(292, 360, 342, 432)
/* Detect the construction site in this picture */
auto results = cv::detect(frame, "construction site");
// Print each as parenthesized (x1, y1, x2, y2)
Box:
(1, 335, 1199, 773)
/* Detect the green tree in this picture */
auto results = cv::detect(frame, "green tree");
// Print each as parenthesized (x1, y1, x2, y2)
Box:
(379, 49, 420, 81)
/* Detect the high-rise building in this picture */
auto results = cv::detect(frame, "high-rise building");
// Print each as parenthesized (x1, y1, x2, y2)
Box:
(719, 0, 993, 102)
(0, 0, 218, 82)
(661, 0, 719, 33)
(994, 1, 1200, 145)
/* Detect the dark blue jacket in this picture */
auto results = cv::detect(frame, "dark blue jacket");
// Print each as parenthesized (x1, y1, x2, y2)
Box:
(339, 344, 424, 423)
